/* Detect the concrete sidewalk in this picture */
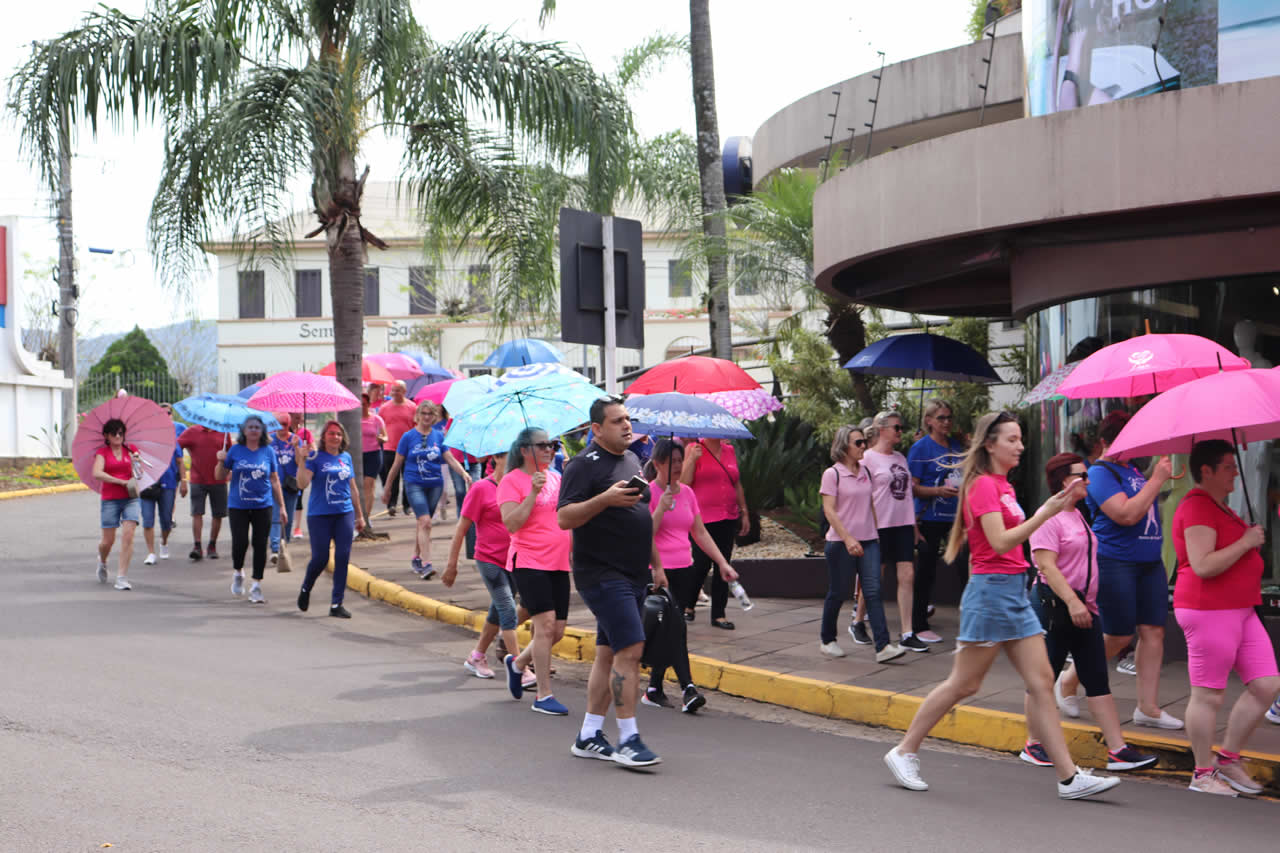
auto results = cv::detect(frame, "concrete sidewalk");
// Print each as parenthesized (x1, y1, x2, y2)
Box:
(343, 507, 1280, 787)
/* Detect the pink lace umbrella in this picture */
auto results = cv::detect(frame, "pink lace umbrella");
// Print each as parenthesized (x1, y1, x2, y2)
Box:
(366, 353, 424, 381)
(247, 372, 361, 443)
(71, 396, 178, 493)
(1056, 334, 1251, 399)
(696, 388, 783, 421)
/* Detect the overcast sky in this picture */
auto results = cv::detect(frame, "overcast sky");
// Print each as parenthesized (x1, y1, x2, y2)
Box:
(0, 0, 971, 335)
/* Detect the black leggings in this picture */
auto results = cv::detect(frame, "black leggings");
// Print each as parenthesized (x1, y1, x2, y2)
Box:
(648, 578, 694, 692)
(691, 518, 737, 621)
(229, 507, 272, 580)
(1033, 583, 1112, 697)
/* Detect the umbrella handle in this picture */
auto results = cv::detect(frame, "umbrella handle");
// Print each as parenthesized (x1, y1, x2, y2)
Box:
(1169, 461, 1185, 480)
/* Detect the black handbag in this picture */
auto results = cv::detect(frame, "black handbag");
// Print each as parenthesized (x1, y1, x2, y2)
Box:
(1036, 512, 1094, 629)
(139, 482, 163, 501)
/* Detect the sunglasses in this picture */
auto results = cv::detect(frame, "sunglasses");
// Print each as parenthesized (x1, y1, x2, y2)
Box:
(852, 438, 867, 448)
(532, 440, 562, 452)
(1067, 471, 1089, 481)
(934, 414, 953, 421)
(889, 424, 903, 432)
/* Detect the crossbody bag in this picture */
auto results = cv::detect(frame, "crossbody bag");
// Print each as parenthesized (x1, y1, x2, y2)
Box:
(1035, 511, 1094, 627)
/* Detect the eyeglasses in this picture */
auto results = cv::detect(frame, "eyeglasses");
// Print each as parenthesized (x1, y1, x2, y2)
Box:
(532, 441, 562, 452)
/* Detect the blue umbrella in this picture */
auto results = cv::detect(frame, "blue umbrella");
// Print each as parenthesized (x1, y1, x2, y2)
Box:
(175, 393, 282, 433)
(493, 362, 580, 386)
(442, 374, 498, 416)
(444, 372, 606, 458)
(483, 338, 564, 368)
(625, 392, 753, 440)
(236, 382, 261, 400)
(398, 349, 454, 382)
(843, 333, 1001, 383)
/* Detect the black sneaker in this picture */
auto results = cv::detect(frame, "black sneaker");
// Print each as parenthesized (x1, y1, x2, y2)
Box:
(1106, 745, 1158, 771)
(329, 605, 352, 618)
(297, 586, 310, 612)
(614, 734, 661, 768)
(571, 730, 615, 761)
(1019, 741, 1053, 766)
(205, 543, 219, 560)
(189, 545, 203, 561)
(681, 685, 706, 714)
(849, 621, 872, 645)
(641, 688, 672, 709)
(900, 634, 930, 653)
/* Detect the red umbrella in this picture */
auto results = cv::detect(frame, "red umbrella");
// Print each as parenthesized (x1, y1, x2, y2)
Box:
(317, 359, 396, 385)
(625, 355, 761, 395)
(72, 396, 178, 493)
(413, 378, 459, 405)
(366, 352, 424, 381)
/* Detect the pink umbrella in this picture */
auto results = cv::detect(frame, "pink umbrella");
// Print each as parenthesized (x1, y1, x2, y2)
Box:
(696, 388, 783, 421)
(1056, 333, 1251, 399)
(366, 353, 424, 381)
(413, 378, 459, 405)
(247, 372, 361, 416)
(317, 358, 396, 385)
(72, 396, 178, 493)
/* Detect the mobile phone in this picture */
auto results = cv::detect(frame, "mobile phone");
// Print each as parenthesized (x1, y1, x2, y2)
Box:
(626, 474, 648, 493)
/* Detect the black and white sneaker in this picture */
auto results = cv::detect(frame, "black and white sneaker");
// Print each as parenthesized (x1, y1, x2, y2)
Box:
(1106, 745, 1158, 771)
(849, 621, 872, 645)
(899, 634, 930, 653)
(614, 734, 661, 768)
(641, 688, 672, 709)
(681, 685, 706, 714)
(571, 730, 615, 761)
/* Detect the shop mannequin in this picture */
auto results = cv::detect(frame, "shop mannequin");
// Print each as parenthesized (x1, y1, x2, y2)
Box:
(1229, 320, 1271, 521)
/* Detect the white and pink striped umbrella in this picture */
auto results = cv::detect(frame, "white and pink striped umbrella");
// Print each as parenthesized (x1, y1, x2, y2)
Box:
(695, 388, 783, 421)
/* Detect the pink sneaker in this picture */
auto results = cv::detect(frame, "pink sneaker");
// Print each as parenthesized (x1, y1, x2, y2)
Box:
(293, 527, 304, 539)
(463, 650, 494, 679)
(521, 668, 538, 689)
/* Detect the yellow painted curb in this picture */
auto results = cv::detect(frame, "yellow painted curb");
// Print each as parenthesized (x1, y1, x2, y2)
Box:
(0, 482, 88, 500)
(339, 557, 1280, 791)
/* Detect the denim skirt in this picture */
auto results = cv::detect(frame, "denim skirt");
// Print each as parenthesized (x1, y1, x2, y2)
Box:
(957, 573, 1044, 645)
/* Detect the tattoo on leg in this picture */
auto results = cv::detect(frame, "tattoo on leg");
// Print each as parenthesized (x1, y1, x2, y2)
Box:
(611, 668, 626, 707)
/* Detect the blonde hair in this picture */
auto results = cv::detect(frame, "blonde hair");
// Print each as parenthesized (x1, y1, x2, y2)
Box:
(865, 410, 901, 447)
(943, 411, 1020, 564)
(416, 400, 441, 420)
(922, 398, 952, 420)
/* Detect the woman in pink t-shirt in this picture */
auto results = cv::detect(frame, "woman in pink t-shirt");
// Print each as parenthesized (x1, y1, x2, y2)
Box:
(680, 438, 748, 629)
(1021, 453, 1157, 774)
(92, 417, 143, 590)
(644, 439, 738, 713)
(496, 427, 572, 714)
(359, 392, 388, 526)
(886, 412, 1121, 802)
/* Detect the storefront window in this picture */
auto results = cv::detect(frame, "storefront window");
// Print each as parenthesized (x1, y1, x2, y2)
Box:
(1026, 273, 1280, 586)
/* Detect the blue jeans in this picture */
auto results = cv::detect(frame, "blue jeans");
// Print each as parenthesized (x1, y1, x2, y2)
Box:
(450, 463, 481, 558)
(822, 539, 889, 649)
(476, 560, 519, 630)
(304, 511, 354, 607)
(140, 487, 177, 532)
(404, 482, 443, 518)
(270, 487, 300, 552)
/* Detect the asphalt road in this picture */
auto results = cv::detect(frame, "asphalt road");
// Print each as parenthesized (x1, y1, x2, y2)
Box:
(2, 492, 1274, 852)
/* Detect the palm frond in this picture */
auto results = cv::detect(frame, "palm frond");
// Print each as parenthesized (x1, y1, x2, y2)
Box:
(623, 130, 700, 233)
(613, 32, 689, 92)
(537, 0, 557, 27)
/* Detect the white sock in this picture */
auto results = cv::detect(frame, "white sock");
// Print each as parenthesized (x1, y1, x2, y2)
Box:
(250, 580, 260, 589)
(617, 715, 638, 742)
(235, 570, 244, 577)
(580, 713, 605, 741)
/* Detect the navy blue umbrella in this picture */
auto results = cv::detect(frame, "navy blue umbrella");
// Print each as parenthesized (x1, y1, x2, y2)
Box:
(843, 333, 1001, 383)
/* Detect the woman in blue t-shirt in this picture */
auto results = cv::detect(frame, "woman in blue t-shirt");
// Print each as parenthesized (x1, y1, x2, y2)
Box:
(1060, 411, 1181, 730)
(381, 401, 471, 579)
(214, 414, 286, 605)
(294, 420, 365, 618)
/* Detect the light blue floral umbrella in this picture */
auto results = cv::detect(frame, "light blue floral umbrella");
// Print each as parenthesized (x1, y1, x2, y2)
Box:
(444, 372, 607, 458)
(175, 393, 282, 433)
(442, 374, 498, 416)
(624, 392, 753, 440)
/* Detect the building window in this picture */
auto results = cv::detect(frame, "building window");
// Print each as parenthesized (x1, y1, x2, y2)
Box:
(238, 372, 266, 390)
(467, 264, 491, 313)
(238, 271, 265, 319)
(668, 260, 692, 298)
(364, 267, 380, 317)
(295, 269, 322, 318)
(733, 255, 761, 296)
(409, 266, 436, 315)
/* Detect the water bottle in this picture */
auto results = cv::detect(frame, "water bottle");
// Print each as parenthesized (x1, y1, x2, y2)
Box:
(728, 580, 753, 611)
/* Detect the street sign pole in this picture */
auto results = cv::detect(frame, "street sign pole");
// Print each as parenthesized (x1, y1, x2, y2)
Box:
(601, 216, 617, 394)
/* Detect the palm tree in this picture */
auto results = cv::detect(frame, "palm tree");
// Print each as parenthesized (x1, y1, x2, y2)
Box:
(10, 0, 632, 508)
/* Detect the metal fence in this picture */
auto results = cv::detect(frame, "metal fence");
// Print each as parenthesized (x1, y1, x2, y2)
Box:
(78, 371, 190, 412)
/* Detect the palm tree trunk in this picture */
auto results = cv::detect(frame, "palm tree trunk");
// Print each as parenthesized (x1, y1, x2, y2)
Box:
(826, 299, 877, 414)
(689, 0, 731, 359)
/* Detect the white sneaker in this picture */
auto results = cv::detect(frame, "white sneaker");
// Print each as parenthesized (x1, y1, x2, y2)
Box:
(143, 553, 157, 565)
(114, 576, 132, 591)
(1132, 707, 1183, 730)
(819, 641, 846, 658)
(1115, 654, 1137, 676)
(158, 544, 170, 560)
(1058, 767, 1121, 800)
(1266, 700, 1280, 725)
(876, 643, 907, 663)
(231, 572, 245, 596)
(884, 747, 928, 791)
(96, 560, 109, 584)
(248, 583, 265, 604)
(1054, 672, 1080, 718)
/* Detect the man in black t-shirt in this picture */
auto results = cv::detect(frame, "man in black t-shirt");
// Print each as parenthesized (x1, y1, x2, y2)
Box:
(558, 397, 666, 768)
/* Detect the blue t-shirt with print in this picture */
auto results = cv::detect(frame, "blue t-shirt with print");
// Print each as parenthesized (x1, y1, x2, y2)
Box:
(158, 422, 186, 489)
(271, 434, 300, 482)
(397, 427, 445, 486)
(226, 443, 278, 510)
(1085, 460, 1162, 562)
(306, 451, 354, 515)
(907, 434, 966, 522)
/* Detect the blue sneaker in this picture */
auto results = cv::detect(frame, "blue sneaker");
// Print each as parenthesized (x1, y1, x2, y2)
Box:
(1266, 699, 1280, 725)
(410, 556, 425, 576)
(532, 695, 569, 716)
(1019, 741, 1052, 767)
(571, 730, 615, 761)
(504, 654, 523, 699)
(613, 734, 661, 768)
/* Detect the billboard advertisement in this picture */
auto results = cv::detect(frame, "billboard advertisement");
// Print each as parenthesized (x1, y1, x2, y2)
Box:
(1024, 0, 1280, 116)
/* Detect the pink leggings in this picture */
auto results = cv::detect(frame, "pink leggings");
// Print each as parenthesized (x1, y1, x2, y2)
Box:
(1175, 607, 1279, 690)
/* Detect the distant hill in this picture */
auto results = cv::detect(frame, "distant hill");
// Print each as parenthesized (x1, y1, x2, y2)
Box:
(78, 320, 217, 392)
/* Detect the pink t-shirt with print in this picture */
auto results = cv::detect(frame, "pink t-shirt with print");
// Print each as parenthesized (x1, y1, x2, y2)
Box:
(966, 473, 1028, 575)
(1029, 508, 1099, 612)
(495, 468, 571, 572)
(649, 481, 701, 570)
(820, 462, 878, 542)
(360, 414, 385, 453)
(861, 448, 915, 529)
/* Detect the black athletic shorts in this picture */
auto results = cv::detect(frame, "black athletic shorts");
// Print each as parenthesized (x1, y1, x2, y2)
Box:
(513, 567, 571, 620)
